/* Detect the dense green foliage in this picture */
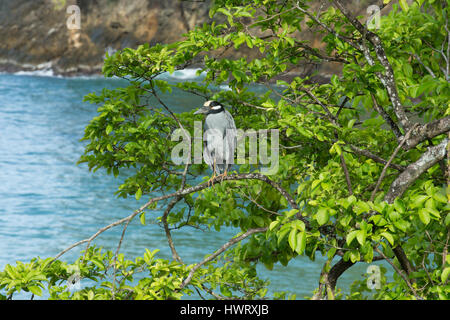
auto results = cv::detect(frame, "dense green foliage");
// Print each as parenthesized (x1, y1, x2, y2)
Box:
(1, 0, 449, 300)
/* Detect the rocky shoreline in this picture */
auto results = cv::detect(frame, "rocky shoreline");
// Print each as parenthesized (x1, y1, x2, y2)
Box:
(0, 0, 385, 80)
(0, 0, 212, 77)
(0, 59, 103, 76)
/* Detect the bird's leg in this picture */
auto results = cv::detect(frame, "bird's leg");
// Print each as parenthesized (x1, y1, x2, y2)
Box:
(220, 166, 228, 182)
(208, 159, 217, 187)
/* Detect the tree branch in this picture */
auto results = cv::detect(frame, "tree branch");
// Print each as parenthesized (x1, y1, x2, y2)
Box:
(403, 116, 450, 150)
(347, 144, 406, 171)
(179, 227, 268, 289)
(340, 153, 353, 196)
(51, 173, 303, 263)
(331, 0, 412, 131)
(374, 246, 423, 300)
(385, 138, 448, 203)
(162, 197, 184, 263)
(370, 93, 402, 139)
(370, 124, 418, 202)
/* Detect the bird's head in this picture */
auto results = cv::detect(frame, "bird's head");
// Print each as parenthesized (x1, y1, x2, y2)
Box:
(194, 100, 224, 115)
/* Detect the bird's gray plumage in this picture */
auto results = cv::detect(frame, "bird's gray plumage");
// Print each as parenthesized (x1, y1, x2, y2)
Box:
(194, 100, 237, 174)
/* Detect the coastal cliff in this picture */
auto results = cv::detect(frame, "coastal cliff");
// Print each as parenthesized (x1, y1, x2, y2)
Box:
(0, 0, 212, 76)
(0, 0, 392, 77)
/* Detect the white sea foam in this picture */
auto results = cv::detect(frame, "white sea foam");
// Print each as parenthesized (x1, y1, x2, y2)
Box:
(218, 84, 232, 91)
(14, 69, 56, 77)
(173, 68, 205, 79)
(157, 68, 206, 80)
(11, 61, 59, 77)
(6, 67, 207, 81)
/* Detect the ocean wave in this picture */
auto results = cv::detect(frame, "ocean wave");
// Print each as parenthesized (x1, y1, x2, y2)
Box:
(6, 67, 207, 81)
(218, 84, 232, 91)
(8, 70, 108, 80)
(157, 68, 206, 80)
(13, 69, 57, 77)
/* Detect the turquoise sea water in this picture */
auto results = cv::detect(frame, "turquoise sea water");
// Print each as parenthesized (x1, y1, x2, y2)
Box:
(0, 72, 378, 299)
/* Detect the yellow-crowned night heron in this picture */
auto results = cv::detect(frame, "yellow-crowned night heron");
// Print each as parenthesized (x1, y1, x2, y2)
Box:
(194, 100, 237, 183)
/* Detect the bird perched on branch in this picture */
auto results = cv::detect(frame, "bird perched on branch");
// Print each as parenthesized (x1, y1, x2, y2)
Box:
(194, 100, 237, 185)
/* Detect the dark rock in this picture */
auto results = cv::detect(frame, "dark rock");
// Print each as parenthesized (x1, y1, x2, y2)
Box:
(0, 0, 397, 78)
(0, 0, 214, 76)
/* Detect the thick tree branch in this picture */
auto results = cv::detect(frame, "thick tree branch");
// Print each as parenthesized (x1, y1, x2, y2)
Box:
(322, 258, 354, 299)
(332, 0, 412, 131)
(385, 138, 448, 203)
(403, 116, 450, 150)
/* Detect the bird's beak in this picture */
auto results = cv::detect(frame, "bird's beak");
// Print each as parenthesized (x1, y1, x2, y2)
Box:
(194, 107, 207, 115)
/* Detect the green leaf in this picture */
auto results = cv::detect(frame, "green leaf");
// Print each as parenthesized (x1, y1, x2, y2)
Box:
(288, 228, 297, 251)
(106, 125, 113, 135)
(277, 225, 290, 245)
(140, 212, 146, 225)
(399, 0, 409, 11)
(402, 63, 412, 78)
(380, 232, 394, 246)
(91, 257, 105, 270)
(356, 230, 366, 246)
(350, 250, 360, 263)
(441, 267, 450, 283)
(363, 245, 374, 262)
(347, 119, 356, 129)
(28, 285, 42, 296)
(346, 230, 358, 246)
(411, 195, 429, 208)
(253, 215, 265, 227)
(354, 201, 371, 215)
(220, 285, 232, 297)
(393, 219, 409, 232)
(295, 231, 306, 255)
(269, 220, 280, 231)
(418, 208, 430, 225)
(135, 188, 143, 200)
(316, 208, 329, 226)
(445, 213, 450, 226)
(432, 191, 447, 204)
(394, 199, 406, 214)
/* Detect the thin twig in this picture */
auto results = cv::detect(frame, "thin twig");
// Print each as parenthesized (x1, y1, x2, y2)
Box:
(370, 93, 402, 139)
(112, 218, 132, 299)
(238, 187, 282, 216)
(348, 144, 405, 171)
(51, 173, 302, 263)
(370, 124, 419, 201)
(179, 227, 268, 289)
(162, 197, 184, 263)
(374, 246, 423, 300)
(340, 153, 353, 196)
